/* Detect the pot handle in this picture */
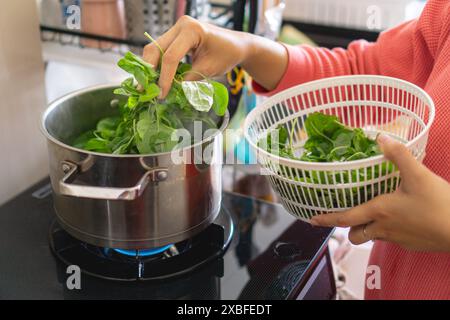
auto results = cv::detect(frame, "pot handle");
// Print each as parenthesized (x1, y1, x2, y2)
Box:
(59, 161, 168, 201)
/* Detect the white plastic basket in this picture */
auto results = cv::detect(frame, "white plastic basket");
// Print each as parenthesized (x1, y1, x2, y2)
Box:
(244, 75, 435, 221)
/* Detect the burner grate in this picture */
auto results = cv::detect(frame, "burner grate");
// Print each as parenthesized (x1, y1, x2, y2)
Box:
(49, 208, 233, 281)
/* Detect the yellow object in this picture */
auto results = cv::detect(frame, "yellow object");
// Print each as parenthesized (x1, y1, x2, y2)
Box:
(226, 67, 246, 95)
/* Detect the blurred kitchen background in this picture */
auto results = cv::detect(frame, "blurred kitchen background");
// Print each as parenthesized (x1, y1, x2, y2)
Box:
(1, 0, 426, 299)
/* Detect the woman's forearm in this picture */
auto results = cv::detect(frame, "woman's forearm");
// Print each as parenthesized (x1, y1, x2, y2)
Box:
(241, 33, 288, 91)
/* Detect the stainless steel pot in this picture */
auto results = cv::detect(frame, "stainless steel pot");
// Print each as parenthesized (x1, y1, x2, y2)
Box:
(41, 84, 228, 249)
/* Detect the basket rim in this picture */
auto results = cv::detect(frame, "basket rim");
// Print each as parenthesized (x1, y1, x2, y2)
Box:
(244, 75, 435, 170)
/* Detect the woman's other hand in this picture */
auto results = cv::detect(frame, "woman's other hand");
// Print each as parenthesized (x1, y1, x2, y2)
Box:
(311, 135, 450, 252)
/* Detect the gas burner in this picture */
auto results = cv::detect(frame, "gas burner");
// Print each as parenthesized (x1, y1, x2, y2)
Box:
(49, 208, 234, 281)
(111, 245, 174, 258)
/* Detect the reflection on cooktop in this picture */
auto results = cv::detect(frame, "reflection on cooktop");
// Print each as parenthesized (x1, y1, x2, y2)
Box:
(0, 179, 334, 300)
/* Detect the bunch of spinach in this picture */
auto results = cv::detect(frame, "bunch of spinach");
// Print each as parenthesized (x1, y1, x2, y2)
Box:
(301, 112, 380, 162)
(73, 38, 228, 154)
(260, 112, 397, 209)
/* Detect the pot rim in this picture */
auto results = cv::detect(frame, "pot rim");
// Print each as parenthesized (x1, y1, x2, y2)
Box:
(41, 83, 230, 158)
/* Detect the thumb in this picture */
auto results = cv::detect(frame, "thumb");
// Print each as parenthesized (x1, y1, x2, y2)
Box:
(377, 134, 423, 180)
(183, 70, 204, 81)
(182, 62, 212, 82)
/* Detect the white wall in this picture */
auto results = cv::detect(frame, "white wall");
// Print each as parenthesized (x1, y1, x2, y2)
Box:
(42, 42, 126, 103)
(0, 0, 48, 204)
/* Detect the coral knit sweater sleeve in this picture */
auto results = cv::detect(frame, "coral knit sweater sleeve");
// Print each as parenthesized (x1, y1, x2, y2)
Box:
(253, 0, 450, 300)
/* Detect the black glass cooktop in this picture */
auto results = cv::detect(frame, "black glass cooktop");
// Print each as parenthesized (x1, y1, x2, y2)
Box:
(0, 179, 334, 300)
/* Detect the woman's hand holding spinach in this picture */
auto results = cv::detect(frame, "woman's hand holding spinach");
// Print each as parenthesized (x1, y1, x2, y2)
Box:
(73, 47, 229, 154)
(311, 135, 450, 252)
(143, 15, 288, 98)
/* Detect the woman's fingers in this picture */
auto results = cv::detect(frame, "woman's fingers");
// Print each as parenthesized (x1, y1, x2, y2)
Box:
(143, 25, 179, 69)
(348, 225, 367, 245)
(158, 34, 198, 97)
(183, 59, 217, 81)
(348, 224, 371, 245)
(142, 15, 206, 98)
(183, 64, 210, 81)
(182, 71, 204, 81)
(348, 222, 389, 245)
(310, 199, 379, 227)
(377, 134, 426, 185)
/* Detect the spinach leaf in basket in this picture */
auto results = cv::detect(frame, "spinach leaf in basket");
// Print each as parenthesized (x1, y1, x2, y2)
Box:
(258, 112, 397, 209)
(259, 112, 382, 162)
(304, 112, 344, 141)
(301, 113, 381, 162)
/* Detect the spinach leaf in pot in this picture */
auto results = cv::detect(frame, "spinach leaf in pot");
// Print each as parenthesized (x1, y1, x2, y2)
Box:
(211, 80, 229, 117)
(72, 34, 229, 155)
(181, 81, 214, 112)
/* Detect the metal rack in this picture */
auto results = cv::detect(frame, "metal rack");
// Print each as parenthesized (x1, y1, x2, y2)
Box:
(39, 2, 380, 56)
(40, 25, 145, 55)
(283, 20, 380, 48)
(40, 1, 235, 53)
